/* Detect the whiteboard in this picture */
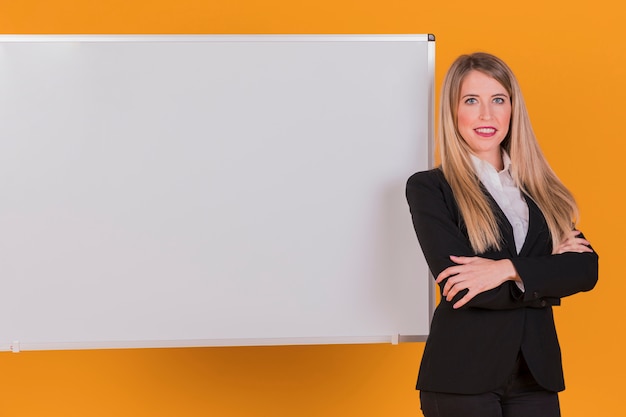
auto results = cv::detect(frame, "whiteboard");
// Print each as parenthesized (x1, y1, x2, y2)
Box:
(0, 35, 434, 351)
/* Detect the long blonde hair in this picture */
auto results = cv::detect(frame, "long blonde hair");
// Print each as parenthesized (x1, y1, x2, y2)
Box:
(439, 52, 577, 253)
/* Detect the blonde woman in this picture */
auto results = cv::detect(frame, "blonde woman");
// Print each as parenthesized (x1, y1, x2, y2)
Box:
(406, 52, 598, 417)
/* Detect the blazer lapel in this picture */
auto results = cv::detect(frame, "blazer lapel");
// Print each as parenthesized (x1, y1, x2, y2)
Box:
(494, 202, 518, 257)
(518, 195, 547, 256)
(481, 186, 518, 257)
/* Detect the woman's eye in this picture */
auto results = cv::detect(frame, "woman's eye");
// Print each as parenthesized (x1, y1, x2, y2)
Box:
(464, 97, 477, 104)
(493, 97, 505, 104)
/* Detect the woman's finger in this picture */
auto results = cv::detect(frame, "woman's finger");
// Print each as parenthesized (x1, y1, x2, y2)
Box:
(555, 243, 593, 254)
(445, 278, 466, 301)
(436, 264, 462, 283)
(452, 289, 476, 309)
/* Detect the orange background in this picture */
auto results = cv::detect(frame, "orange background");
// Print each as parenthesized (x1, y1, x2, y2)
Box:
(0, 0, 623, 415)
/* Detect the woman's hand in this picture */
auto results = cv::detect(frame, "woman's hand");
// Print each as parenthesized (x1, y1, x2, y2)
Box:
(552, 230, 593, 255)
(436, 256, 520, 309)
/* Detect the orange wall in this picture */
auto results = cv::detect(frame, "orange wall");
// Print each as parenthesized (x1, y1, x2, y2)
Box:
(0, 1, 623, 416)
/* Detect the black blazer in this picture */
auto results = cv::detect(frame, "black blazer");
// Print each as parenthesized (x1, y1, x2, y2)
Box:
(406, 168, 598, 394)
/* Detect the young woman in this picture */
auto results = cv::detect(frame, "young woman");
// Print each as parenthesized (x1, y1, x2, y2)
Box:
(406, 52, 598, 417)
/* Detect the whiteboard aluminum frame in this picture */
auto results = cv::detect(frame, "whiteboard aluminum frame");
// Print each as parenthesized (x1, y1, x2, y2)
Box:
(0, 34, 432, 43)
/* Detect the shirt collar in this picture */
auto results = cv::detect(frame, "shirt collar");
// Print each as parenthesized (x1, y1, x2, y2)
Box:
(470, 150, 511, 177)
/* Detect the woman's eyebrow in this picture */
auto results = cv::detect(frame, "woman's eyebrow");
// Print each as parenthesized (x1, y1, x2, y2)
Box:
(460, 92, 509, 99)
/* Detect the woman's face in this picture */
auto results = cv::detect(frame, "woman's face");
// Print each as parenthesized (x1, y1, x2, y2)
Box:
(456, 70, 512, 169)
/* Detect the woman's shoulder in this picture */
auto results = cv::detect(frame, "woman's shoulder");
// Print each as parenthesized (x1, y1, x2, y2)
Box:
(406, 167, 460, 222)
(406, 167, 447, 188)
(406, 167, 457, 208)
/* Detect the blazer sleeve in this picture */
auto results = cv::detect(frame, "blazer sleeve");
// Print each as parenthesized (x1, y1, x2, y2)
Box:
(406, 170, 574, 310)
(511, 250, 598, 302)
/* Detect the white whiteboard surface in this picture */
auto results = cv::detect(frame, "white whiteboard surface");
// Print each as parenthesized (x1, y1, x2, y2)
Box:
(0, 35, 434, 351)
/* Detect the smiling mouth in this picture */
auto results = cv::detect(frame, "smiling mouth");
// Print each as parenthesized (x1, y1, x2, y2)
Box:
(474, 127, 496, 136)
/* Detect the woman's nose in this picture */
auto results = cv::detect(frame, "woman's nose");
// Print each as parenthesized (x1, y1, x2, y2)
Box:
(479, 105, 492, 120)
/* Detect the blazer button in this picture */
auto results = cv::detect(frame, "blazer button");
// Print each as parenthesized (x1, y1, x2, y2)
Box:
(540, 300, 547, 307)
(533, 291, 540, 299)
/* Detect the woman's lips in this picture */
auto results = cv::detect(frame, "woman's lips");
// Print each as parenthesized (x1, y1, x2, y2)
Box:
(474, 127, 497, 137)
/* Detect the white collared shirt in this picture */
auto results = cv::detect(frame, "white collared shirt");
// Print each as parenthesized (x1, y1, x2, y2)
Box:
(470, 152, 528, 290)
(470, 152, 530, 251)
